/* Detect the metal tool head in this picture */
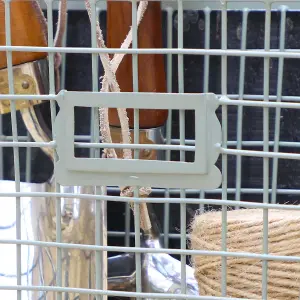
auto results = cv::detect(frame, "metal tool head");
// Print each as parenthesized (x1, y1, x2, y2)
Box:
(1, 104, 199, 299)
(0, 59, 199, 298)
(107, 203, 199, 296)
(0, 58, 104, 299)
(0, 181, 97, 300)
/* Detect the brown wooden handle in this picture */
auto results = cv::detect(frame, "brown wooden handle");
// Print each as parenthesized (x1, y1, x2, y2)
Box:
(0, 1, 47, 70)
(106, 1, 168, 129)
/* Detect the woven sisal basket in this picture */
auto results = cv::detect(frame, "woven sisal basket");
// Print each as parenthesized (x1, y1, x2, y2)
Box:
(189, 209, 300, 300)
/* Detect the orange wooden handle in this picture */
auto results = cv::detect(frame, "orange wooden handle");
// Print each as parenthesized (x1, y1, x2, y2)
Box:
(106, 1, 168, 129)
(0, 1, 47, 69)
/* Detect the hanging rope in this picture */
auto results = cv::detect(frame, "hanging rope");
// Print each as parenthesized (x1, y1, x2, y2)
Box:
(84, 0, 152, 231)
(32, 0, 67, 93)
(33, 0, 152, 231)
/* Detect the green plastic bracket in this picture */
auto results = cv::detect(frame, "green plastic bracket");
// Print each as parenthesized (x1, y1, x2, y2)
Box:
(53, 90, 222, 189)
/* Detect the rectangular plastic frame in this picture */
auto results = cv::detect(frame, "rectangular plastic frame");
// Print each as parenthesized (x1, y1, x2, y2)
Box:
(54, 90, 222, 189)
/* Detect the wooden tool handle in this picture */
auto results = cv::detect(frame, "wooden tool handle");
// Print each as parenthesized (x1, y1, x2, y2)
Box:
(0, 0, 47, 69)
(106, 1, 168, 129)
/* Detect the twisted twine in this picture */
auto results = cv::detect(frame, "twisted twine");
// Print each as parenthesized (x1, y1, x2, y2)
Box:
(32, 0, 67, 93)
(189, 208, 300, 300)
(84, 0, 152, 230)
(33, 0, 152, 231)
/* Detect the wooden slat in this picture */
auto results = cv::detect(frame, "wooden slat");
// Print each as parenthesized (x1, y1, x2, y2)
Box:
(106, 1, 168, 129)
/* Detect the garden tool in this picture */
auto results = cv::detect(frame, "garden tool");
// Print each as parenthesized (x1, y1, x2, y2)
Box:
(0, 2, 101, 299)
(0, 1, 198, 298)
(105, 1, 199, 297)
(106, 203, 199, 297)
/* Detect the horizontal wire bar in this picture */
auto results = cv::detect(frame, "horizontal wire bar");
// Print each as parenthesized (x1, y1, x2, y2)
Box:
(0, 94, 56, 100)
(2, 192, 300, 209)
(3, 93, 300, 109)
(107, 186, 300, 195)
(4, 141, 300, 158)
(171, 139, 300, 148)
(221, 94, 300, 102)
(2, 93, 300, 103)
(1, 238, 300, 262)
(35, 0, 300, 6)
(2, 135, 300, 149)
(2, 46, 300, 58)
(107, 231, 182, 238)
(0, 136, 28, 141)
(75, 142, 194, 151)
(107, 187, 300, 196)
(220, 147, 300, 159)
(4, 94, 300, 112)
(0, 141, 190, 151)
(0, 185, 299, 196)
(0, 141, 55, 148)
(36, 0, 300, 3)
(0, 285, 247, 300)
(1, 144, 300, 161)
(220, 97, 300, 109)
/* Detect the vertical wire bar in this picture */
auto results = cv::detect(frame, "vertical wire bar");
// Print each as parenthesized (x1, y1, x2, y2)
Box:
(132, 0, 139, 160)
(4, 1, 21, 299)
(60, 12, 68, 90)
(199, 6, 212, 214)
(91, 2, 107, 299)
(25, 134, 32, 183)
(203, 7, 211, 94)
(271, 6, 287, 204)
(177, 0, 186, 295)
(0, 114, 3, 179)
(96, 8, 101, 71)
(90, 107, 96, 158)
(46, 2, 62, 300)
(124, 0, 132, 247)
(90, 7, 101, 159)
(124, 197, 131, 247)
(262, 3, 271, 298)
(235, 9, 249, 209)
(163, 6, 173, 249)
(47, 2, 56, 96)
(90, 4, 98, 160)
(125, 0, 132, 244)
(221, 1, 228, 297)
(132, 0, 142, 298)
(91, 5, 100, 156)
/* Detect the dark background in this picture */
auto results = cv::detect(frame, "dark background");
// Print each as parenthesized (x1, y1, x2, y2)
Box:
(2, 7, 300, 290)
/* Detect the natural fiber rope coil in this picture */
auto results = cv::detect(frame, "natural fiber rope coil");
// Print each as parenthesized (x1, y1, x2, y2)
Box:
(189, 209, 300, 300)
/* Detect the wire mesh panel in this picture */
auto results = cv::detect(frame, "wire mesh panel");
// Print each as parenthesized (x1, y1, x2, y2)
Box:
(1, 0, 300, 299)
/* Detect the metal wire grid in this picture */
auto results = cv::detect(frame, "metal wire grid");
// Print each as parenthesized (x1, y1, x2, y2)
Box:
(1, 0, 300, 299)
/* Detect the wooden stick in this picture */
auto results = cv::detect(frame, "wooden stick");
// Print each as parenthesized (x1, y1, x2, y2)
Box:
(0, 1, 47, 69)
(107, 0, 168, 129)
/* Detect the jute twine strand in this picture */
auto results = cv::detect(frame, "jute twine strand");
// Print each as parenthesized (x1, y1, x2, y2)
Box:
(34, 0, 152, 231)
(32, 0, 67, 93)
(84, 0, 152, 231)
(189, 209, 300, 300)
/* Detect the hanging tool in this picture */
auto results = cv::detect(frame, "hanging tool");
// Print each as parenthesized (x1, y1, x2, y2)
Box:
(106, 1, 199, 296)
(0, 2, 95, 299)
